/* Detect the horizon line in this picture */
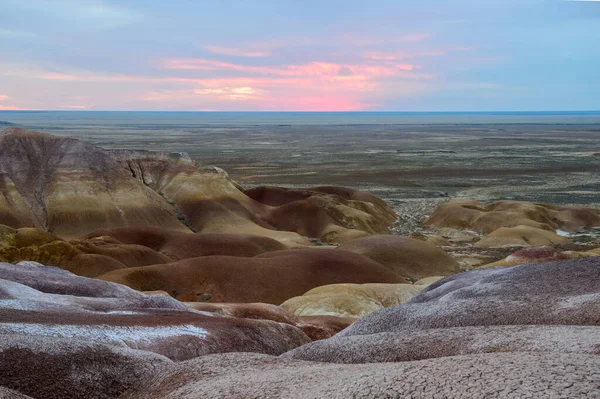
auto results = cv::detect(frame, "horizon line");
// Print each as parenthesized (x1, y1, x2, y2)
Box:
(1, 110, 600, 114)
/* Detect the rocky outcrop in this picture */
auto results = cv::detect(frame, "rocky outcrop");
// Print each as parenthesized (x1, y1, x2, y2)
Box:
(111, 149, 309, 246)
(0, 128, 190, 238)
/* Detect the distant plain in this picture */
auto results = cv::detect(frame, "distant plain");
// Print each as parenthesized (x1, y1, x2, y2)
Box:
(2, 111, 599, 220)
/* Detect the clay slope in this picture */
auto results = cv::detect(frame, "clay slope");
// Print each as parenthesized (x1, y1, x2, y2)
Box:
(0, 128, 189, 238)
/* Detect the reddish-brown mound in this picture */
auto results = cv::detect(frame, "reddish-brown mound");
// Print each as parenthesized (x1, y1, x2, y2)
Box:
(99, 249, 405, 304)
(265, 201, 334, 239)
(64, 253, 127, 276)
(87, 227, 287, 258)
(75, 239, 173, 266)
(337, 235, 460, 280)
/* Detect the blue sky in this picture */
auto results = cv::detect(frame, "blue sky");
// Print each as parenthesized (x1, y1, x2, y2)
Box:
(0, 0, 598, 111)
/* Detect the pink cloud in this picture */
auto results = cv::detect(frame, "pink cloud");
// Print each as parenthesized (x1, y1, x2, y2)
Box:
(285, 62, 341, 76)
(204, 45, 270, 57)
(190, 77, 308, 88)
(138, 84, 369, 111)
(9, 30, 456, 112)
(0, 95, 9, 101)
(193, 74, 380, 92)
(194, 86, 263, 100)
(37, 70, 305, 88)
(161, 58, 423, 80)
(162, 59, 345, 77)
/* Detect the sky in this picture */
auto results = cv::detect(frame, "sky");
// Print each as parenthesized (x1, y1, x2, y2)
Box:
(0, 0, 599, 112)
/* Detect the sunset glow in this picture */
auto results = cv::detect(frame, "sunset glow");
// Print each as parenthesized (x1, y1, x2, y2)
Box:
(0, 0, 598, 111)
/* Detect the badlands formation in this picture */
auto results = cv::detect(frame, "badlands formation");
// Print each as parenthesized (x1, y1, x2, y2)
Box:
(1, 127, 600, 398)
